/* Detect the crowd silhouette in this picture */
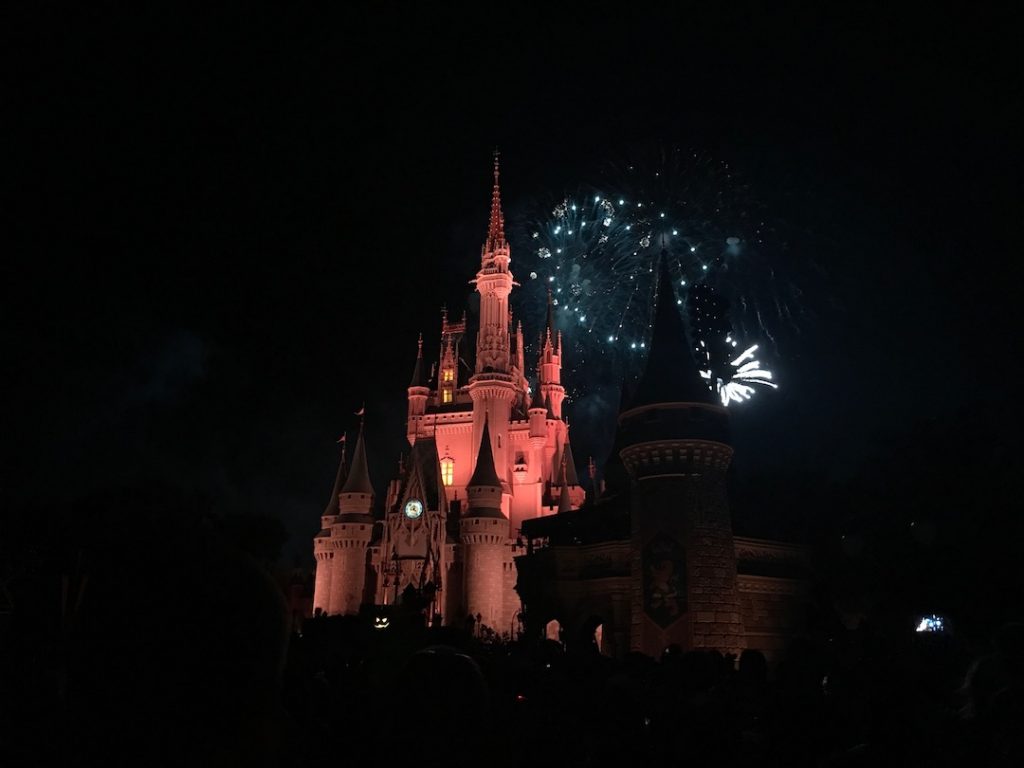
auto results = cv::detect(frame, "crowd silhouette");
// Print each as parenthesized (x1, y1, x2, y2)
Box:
(3, 494, 1023, 767)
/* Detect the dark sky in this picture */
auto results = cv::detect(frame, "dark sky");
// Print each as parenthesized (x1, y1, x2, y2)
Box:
(7, 5, 1022, 561)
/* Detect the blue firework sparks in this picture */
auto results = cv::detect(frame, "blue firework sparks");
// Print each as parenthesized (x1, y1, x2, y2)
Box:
(516, 149, 793, 407)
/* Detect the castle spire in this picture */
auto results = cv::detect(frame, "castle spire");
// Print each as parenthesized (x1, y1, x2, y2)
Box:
(562, 440, 580, 486)
(630, 252, 713, 408)
(530, 381, 546, 410)
(467, 415, 502, 489)
(557, 458, 572, 513)
(409, 333, 427, 388)
(341, 421, 374, 495)
(323, 435, 349, 517)
(545, 289, 555, 344)
(484, 149, 506, 253)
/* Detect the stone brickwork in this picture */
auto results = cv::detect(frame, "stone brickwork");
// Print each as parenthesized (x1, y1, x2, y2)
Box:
(738, 575, 809, 662)
(460, 516, 509, 630)
(501, 549, 521, 638)
(312, 539, 333, 614)
(626, 470, 745, 657)
(688, 526, 745, 654)
(327, 523, 372, 615)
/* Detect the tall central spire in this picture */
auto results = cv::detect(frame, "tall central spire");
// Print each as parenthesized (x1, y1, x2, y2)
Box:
(485, 149, 507, 253)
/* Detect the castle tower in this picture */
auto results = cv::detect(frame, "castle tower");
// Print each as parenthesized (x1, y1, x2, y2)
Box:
(527, 382, 547, 475)
(407, 334, 429, 445)
(327, 421, 375, 615)
(538, 292, 565, 419)
(468, 152, 519, 502)
(460, 416, 509, 630)
(438, 308, 462, 407)
(312, 438, 347, 614)
(617, 255, 745, 656)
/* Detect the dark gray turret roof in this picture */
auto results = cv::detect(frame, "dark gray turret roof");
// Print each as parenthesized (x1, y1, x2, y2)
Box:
(467, 417, 502, 489)
(341, 426, 374, 495)
(322, 444, 347, 516)
(409, 336, 427, 388)
(529, 383, 546, 410)
(630, 254, 713, 408)
(562, 441, 580, 486)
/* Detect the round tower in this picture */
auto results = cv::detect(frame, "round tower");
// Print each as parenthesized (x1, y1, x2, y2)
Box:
(327, 424, 375, 616)
(312, 534, 333, 615)
(617, 256, 745, 656)
(538, 299, 566, 421)
(460, 417, 509, 631)
(312, 439, 348, 615)
(527, 383, 547, 484)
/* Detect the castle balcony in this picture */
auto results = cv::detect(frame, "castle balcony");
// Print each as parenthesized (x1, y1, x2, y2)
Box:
(470, 371, 515, 384)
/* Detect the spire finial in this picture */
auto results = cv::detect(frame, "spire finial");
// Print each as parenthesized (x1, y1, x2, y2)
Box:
(545, 288, 555, 343)
(409, 335, 427, 387)
(485, 150, 507, 253)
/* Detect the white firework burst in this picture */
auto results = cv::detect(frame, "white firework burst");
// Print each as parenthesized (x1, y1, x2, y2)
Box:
(701, 336, 778, 406)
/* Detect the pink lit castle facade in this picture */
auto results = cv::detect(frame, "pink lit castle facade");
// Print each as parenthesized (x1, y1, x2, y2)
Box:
(312, 156, 584, 636)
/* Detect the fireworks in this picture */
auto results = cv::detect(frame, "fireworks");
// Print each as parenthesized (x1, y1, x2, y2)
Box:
(702, 337, 779, 406)
(514, 147, 790, 407)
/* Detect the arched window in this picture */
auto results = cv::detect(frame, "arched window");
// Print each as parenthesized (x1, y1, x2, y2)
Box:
(440, 456, 454, 486)
(545, 619, 562, 644)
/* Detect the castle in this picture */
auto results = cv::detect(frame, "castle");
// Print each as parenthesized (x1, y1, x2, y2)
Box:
(312, 157, 808, 658)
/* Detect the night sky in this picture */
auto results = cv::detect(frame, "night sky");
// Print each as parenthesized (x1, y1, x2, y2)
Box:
(8, 5, 1022, 563)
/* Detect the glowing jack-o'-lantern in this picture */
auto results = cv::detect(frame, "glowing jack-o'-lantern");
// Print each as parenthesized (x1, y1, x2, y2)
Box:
(373, 616, 390, 630)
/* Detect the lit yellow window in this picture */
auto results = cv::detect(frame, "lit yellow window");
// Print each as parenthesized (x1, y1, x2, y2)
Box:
(442, 389, 452, 404)
(443, 369, 454, 382)
(440, 457, 454, 486)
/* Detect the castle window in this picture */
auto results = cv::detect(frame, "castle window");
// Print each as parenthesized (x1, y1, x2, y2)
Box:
(442, 388, 452, 404)
(440, 456, 454, 486)
(443, 368, 454, 382)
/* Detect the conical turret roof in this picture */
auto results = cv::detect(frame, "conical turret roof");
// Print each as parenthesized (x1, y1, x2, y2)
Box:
(322, 442, 348, 516)
(562, 441, 580, 486)
(467, 417, 502, 489)
(630, 254, 713, 408)
(558, 472, 572, 513)
(409, 334, 427, 388)
(341, 425, 374, 495)
(529, 383, 546, 410)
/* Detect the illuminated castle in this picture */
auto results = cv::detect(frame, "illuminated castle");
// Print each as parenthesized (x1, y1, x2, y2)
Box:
(312, 157, 808, 656)
(312, 155, 584, 636)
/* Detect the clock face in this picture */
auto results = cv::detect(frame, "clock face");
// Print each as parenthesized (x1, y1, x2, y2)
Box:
(404, 498, 423, 519)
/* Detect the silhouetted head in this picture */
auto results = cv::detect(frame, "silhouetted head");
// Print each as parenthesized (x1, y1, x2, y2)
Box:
(68, 517, 289, 765)
(390, 645, 489, 763)
(739, 649, 768, 684)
